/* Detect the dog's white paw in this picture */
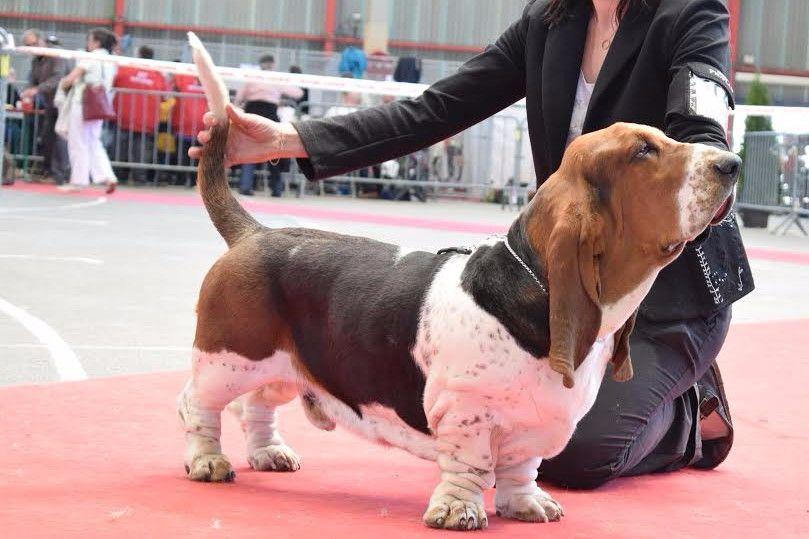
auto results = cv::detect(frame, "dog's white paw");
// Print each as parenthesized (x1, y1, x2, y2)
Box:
(186, 454, 235, 482)
(495, 491, 563, 523)
(248, 444, 301, 472)
(423, 497, 488, 531)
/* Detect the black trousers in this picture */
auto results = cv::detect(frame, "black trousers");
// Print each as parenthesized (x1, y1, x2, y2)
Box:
(539, 307, 732, 489)
(241, 100, 286, 196)
(42, 107, 70, 183)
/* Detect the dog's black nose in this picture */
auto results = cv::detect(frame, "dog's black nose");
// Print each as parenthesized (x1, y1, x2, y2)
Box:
(713, 154, 741, 180)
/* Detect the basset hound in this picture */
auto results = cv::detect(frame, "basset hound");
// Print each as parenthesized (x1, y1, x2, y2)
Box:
(178, 121, 740, 530)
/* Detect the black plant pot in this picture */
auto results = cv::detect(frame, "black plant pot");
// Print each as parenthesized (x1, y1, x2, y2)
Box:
(739, 208, 769, 228)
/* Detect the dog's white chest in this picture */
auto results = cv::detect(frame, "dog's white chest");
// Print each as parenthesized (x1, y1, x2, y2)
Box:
(411, 255, 613, 460)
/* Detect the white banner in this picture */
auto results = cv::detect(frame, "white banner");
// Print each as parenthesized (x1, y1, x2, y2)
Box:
(13, 45, 430, 98)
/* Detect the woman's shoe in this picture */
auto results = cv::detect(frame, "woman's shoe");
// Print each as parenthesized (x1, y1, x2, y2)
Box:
(105, 180, 117, 194)
(57, 184, 80, 192)
(692, 361, 734, 469)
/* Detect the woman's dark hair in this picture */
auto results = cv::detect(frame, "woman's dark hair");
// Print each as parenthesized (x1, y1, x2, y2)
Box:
(88, 27, 118, 53)
(544, 0, 646, 26)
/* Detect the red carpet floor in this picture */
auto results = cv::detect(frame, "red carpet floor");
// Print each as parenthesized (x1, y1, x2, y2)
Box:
(1, 320, 807, 538)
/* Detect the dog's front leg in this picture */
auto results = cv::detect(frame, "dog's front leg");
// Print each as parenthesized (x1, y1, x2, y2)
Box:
(494, 456, 563, 523)
(423, 406, 494, 531)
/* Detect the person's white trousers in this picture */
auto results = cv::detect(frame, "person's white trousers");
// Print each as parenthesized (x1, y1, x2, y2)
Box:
(67, 104, 116, 186)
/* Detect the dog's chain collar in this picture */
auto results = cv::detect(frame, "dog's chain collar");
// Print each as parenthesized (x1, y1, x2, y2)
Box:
(438, 236, 547, 295)
(504, 237, 548, 294)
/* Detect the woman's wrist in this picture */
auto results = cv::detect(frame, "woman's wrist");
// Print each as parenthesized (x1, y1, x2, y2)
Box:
(276, 122, 308, 158)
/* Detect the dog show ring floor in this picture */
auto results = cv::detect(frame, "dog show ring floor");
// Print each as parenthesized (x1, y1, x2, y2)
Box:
(1, 183, 807, 538)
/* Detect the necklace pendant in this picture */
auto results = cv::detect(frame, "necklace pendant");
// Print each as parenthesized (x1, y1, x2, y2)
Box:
(601, 38, 611, 51)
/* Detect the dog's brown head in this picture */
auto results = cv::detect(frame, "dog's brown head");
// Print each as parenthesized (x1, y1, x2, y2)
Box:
(523, 123, 739, 388)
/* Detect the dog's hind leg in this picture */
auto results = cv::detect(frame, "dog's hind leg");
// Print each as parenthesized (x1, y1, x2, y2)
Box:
(178, 376, 236, 482)
(233, 381, 301, 472)
(178, 348, 283, 482)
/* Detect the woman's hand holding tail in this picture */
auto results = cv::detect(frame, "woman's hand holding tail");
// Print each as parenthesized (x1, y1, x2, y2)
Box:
(189, 103, 307, 166)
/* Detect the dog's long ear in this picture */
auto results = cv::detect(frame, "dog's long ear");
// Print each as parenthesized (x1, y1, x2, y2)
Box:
(610, 310, 637, 382)
(546, 210, 603, 389)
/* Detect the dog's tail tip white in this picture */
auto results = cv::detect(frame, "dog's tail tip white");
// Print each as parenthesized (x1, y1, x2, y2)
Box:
(187, 31, 203, 50)
(187, 31, 229, 120)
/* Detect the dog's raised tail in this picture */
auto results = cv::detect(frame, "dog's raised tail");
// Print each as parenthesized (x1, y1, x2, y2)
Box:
(198, 123, 262, 247)
(190, 31, 262, 247)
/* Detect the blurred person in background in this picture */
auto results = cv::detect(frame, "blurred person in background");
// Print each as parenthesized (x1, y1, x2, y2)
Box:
(322, 73, 370, 196)
(234, 54, 303, 197)
(58, 27, 118, 193)
(21, 29, 71, 184)
(3, 67, 22, 157)
(324, 72, 363, 119)
(154, 91, 177, 182)
(3, 68, 21, 185)
(287, 65, 309, 117)
(193, 0, 753, 491)
(172, 67, 208, 187)
(112, 45, 167, 183)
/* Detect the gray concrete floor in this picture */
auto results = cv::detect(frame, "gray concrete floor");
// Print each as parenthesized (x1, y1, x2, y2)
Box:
(1, 186, 807, 386)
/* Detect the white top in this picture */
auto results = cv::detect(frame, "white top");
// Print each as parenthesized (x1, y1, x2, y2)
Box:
(566, 71, 595, 147)
(73, 48, 116, 103)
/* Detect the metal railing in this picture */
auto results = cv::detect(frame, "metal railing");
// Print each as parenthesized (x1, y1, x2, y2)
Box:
(738, 131, 809, 235)
(2, 80, 535, 205)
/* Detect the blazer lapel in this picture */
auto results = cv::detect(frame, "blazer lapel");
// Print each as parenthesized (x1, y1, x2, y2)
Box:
(583, 2, 656, 131)
(542, 0, 589, 170)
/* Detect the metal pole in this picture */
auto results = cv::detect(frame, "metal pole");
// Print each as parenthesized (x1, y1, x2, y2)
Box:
(0, 53, 8, 184)
(324, 0, 337, 53)
(114, 0, 127, 37)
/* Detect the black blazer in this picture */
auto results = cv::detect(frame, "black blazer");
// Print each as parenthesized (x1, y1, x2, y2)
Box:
(295, 0, 754, 321)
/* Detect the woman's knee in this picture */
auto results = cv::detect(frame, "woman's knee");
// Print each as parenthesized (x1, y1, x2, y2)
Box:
(539, 436, 630, 490)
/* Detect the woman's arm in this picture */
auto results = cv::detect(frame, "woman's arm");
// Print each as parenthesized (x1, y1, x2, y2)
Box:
(60, 65, 86, 90)
(190, 1, 537, 169)
(294, 5, 534, 180)
(664, 0, 733, 150)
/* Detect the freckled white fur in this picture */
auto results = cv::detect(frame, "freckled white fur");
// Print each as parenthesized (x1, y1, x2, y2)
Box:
(296, 391, 437, 460)
(678, 147, 699, 236)
(414, 255, 615, 463)
(679, 143, 723, 239)
(178, 349, 298, 467)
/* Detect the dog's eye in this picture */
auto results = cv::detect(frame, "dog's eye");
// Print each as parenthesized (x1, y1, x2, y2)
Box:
(634, 141, 658, 160)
